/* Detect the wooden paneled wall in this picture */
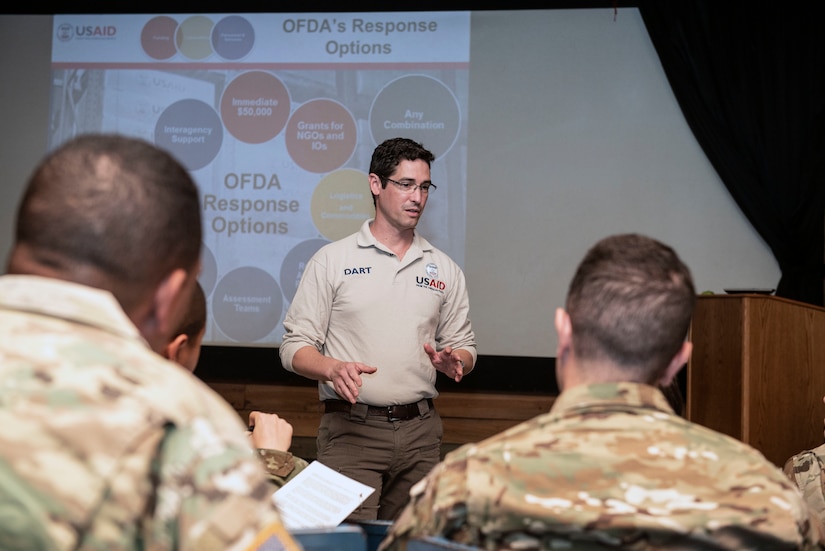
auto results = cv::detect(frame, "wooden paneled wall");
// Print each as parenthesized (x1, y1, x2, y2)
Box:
(205, 381, 554, 459)
(688, 294, 825, 467)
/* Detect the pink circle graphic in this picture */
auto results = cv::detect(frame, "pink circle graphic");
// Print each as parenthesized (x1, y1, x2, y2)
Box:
(285, 99, 357, 174)
(141, 16, 178, 60)
(221, 71, 290, 144)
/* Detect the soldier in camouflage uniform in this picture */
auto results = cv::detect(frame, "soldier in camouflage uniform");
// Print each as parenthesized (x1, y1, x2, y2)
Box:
(165, 281, 308, 489)
(784, 396, 825, 529)
(380, 233, 825, 550)
(0, 134, 299, 550)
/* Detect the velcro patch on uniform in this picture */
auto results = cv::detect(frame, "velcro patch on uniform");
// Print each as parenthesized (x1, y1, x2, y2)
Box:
(244, 522, 301, 551)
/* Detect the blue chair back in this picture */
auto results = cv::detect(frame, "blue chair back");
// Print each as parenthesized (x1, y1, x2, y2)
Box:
(407, 536, 482, 551)
(291, 523, 368, 551)
(407, 535, 649, 550)
(355, 519, 393, 551)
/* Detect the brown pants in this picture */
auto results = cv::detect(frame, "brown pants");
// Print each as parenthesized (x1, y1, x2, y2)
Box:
(316, 401, 442, 521)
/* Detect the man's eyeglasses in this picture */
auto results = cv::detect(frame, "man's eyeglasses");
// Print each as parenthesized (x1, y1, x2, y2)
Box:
(383, 177, 437, 194)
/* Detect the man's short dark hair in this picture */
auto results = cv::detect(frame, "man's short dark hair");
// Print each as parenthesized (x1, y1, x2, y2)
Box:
(369, 138, 435, 204)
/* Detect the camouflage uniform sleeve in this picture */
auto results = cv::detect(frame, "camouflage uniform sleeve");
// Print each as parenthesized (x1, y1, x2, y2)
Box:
(785, 445, 825, 538)
(256, 449, 309, 489)
(154, 421, 301, 551)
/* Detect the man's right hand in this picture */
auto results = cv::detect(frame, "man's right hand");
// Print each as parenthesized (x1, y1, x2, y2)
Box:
(330, 361, 377, 403)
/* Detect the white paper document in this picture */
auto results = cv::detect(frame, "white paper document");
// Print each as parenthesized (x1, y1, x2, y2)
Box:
(272, 460, 376, 530)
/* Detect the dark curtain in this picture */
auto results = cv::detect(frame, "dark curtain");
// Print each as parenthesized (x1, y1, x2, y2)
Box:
(638, 1, 825, 306)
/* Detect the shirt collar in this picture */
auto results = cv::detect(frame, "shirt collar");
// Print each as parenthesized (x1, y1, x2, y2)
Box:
(356, 218, 434, 255)
(551, 381, 676, 417)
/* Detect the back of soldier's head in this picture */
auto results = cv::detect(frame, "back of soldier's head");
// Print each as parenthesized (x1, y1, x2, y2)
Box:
(9, 133, 202, 312)
(565, 233, 696, 379)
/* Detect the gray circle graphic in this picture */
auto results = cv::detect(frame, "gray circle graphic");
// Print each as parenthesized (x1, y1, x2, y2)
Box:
(369, 74, 460, 159)
(212, 266, 283, 343)
(212, 15, 255, 61)
(154, 99, 223, 171)
(280, 239, 329, 302)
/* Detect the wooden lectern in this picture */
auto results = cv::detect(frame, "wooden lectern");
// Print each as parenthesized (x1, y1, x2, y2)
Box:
(687, 293, 825, 467)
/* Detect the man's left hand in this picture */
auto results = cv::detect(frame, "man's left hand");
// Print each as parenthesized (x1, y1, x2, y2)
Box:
(424, 343, 465, 382)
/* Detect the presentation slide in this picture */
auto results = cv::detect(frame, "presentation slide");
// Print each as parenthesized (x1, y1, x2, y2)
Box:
(0, 9, 778, 358)
(50, 12, 470, 347)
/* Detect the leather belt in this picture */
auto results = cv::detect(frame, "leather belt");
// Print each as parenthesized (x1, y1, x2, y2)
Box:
(323, 398, 433, 421)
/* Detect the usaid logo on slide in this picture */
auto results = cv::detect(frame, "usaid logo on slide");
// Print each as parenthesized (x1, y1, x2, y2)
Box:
(417, 263, 446, 291)
(56, 23, 117, 42)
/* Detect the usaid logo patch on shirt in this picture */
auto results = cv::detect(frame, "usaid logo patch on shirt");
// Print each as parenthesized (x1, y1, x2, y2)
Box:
(416, 262, 446, 291)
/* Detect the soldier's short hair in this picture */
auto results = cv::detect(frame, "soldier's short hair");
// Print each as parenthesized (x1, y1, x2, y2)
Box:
(565, 233, 696, 379)
(14, 134, 202, 313)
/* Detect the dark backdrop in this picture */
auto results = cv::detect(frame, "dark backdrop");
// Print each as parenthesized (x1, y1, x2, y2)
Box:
(639, 0, 825, 307)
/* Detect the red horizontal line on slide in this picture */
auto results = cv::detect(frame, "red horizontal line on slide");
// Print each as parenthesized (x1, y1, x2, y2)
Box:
(51, 61, 470, 70)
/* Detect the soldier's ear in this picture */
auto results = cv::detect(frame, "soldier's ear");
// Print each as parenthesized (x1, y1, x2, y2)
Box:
(164, 333, 188, 366)
(659, 341, 692, 387)
(139, 268, 189, 354)
(554, 308, 573, 390)
(554, 308, 572, 356)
